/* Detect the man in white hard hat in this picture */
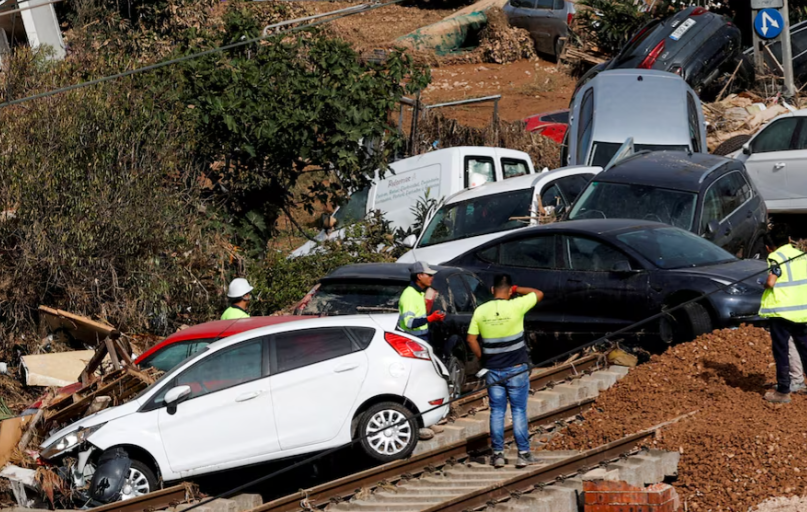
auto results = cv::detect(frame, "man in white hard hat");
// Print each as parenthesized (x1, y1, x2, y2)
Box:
(222, 278, 253, 320)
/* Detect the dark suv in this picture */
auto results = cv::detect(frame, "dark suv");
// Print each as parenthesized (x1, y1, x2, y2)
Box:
(566, 151, 768, 259)
(575, 7, 745, 96)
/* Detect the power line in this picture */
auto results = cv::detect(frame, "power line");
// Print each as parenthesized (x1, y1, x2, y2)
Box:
(0, 0, 404, 109)
(177, 249, 800, 512)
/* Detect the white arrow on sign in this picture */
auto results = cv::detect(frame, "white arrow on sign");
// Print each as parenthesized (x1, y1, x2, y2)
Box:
(761, 11, 780, 36)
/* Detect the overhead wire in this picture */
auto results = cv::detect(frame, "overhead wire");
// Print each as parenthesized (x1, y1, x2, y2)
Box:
(175, 247, 806, 512)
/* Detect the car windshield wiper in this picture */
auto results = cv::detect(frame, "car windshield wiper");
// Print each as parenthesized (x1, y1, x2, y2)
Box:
(356, 306, 399, 313)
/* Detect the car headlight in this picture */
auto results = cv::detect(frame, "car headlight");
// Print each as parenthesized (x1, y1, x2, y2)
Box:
(41, 423, 106, 459)
(711, 278, 752, 295)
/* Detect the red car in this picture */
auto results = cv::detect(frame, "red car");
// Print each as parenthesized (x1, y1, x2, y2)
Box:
(525, 109, 569, 144)
(25, 317, 305, 412)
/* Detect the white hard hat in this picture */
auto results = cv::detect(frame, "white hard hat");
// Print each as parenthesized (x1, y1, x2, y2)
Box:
(227, 278, 254, 299)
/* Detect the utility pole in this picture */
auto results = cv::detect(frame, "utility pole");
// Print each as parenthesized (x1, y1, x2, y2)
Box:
(752, 3, 793, 98)
(781, 0, 796, 98)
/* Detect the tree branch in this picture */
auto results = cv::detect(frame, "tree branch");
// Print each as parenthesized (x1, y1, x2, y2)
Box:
(281, 203, 318, 243)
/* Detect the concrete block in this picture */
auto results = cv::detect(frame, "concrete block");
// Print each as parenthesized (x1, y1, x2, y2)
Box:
(647, 449, 681, 478)
(208, 499, 238, 512)
(531, 390, 561, 410)
(497, 493, 554, 512)
(412, 437, 442, 456)
(608, 365, 631, 377)
(173, 504, 215, 512)
(582, 467, 620, 481)
(632, 454, 665, 485)
(588, 372, 618, 389)
(544, 486, 578, 512)
(607, 459, 655, 488)
(527, 397, 548, 416)
(553, 383, 586, 404)
(438, 425, 467, 444)
(452, 418, 487, 437)
(230, 494, 262, 512)
(572, 377, 601, 398)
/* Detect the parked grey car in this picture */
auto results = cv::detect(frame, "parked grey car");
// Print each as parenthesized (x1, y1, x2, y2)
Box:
(561, 69, 707, 167)
(503, 0, 575, 59)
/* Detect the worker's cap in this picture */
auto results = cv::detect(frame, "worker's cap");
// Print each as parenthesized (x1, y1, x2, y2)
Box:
(412, 261, 438, 276)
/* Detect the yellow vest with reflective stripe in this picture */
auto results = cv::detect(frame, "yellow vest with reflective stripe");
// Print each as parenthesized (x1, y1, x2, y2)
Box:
(398, 285, 428, 336)
(221, 307, 249, 320)
(759, 244, 807, 323)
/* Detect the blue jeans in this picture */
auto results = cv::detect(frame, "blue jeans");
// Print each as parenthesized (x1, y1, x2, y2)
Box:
(486, 363, 530, 453)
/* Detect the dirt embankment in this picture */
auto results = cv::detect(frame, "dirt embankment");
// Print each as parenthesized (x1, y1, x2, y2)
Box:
(549, 325, 807, 511)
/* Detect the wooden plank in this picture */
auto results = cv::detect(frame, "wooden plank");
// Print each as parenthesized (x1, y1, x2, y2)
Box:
(38, 305, 119, 346)
(105, 338, 121, 370)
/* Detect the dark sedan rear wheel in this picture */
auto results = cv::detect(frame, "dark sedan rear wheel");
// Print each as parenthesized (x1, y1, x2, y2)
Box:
(679, 302, 713, 341)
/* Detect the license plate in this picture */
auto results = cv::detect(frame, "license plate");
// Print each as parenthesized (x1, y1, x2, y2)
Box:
(670, 18, 695, 40)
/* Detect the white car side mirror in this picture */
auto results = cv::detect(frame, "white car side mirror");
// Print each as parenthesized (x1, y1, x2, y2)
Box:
(742, 143, 751, 155)
(165, 385, 191, 406)
(402, 234, 417, 249)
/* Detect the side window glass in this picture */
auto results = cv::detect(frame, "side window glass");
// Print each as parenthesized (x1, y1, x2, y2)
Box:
(540, 184, 564, 212)
(751, 118, 799, 153)
(273, 328, 353, 374)
(510, 0, 536, 7)
(140, 343, 191, 372)
(717, 173, 748, 218)
(502, 158, 529, 179)
(687, 94, 702, 153)
(563, 236, 629, 272)
(553, 0, 564, 9)
(576, 89, 594, 164)
(447, 275, 473, 313)
(500, 236, 556, 269)
(477, 245, 498, 263)
(346, 327, 375, 350)
(465, 157, 496, 188)
(462, 273, 493, 306)
(175, 340, 264, 400)
(189, 340, 213, 357)
(795, 119, 807, 150)
(536, 0, 553, 8)
(700, 184, 723, 232)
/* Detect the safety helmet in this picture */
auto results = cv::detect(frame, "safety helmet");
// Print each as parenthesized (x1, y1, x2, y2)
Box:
(227, 278, 254, 299)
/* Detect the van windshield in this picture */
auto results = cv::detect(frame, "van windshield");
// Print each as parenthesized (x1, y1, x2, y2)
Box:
(419, 188, 533, 247)
(569, 181, 697, 231)
(333, 187, 370, 226)
(590, 142, 689, 167)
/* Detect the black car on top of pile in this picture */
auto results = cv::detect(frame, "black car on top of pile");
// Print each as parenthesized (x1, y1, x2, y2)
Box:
(575, 6, 747, 97)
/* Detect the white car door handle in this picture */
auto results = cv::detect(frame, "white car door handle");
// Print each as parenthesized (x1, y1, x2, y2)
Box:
(334, 363, 359, 373)
(774, 162, 786, 170)
(235, 391, 262, 402)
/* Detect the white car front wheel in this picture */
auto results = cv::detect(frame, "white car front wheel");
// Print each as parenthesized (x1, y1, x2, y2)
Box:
(359, 402, 418, 462)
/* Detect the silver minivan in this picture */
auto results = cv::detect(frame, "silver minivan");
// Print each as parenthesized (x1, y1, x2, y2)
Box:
(503, 0, 575, 59)
(561, 69, 707, 168)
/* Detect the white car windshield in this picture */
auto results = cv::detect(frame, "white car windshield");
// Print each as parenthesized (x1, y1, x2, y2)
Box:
(617, 226, 736, 269)
(569, 181, 697, 231)
(419, 188, 533, 248)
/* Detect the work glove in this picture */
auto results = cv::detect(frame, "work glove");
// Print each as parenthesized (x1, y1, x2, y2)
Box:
(511, 285, 518, 296)
(427, 311, 446, 323)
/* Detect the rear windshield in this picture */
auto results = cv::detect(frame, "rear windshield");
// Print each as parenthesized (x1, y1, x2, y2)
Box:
(590, 142, 690, 167)
(542, 111, 569, 124)
(617, 226, 735, 269)
(419, 188, 534, 247)
(569, 181, 697, 231)
(301, 281, 404, 315)
(614, 19, 662, 64)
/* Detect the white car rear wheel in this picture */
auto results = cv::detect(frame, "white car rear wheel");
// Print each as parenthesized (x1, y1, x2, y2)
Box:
(359, 402, 418, 462)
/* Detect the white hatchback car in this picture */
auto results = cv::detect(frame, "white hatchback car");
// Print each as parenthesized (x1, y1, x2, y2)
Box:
(39, 315, 450, 504)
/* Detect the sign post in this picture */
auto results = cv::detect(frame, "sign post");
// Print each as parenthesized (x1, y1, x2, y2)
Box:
(752, 2, 795, 97)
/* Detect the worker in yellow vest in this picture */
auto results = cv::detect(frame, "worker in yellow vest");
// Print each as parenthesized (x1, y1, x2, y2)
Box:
(759, 232, 807, 404)
(222, 278, 253, 320)
(397, 262, 446, 342)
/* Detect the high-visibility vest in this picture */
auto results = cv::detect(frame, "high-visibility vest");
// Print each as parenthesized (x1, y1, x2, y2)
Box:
(759, 244, 807, 323)
(221, 306, 250, 320)
(468, 294, 537, 369)
(398, 285, 428, 337)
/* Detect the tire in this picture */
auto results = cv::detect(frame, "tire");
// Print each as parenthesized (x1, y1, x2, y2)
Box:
(554, 38, 564, 61)
(119, 460, 158, 501)
(358, 402, 418, 463)
(677, 302, 713, 341)
(447, 356, 466, 400)
(712, 134, 751, 156)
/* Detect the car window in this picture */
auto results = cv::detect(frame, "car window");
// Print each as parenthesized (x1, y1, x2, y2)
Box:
(477, 245, 499, 263)
(540, 184, 562, 211)
(717, 172, 751, 218)
(700, 182, 723, 232)
(794, 119, 807, 150)
(687, 93, 702, 153)
(462, 273, 493, 306)
(174, 339, 264, 401)
(346, 327, 375, 350)
(555, 174, 594, 206)
(273, 327, 354, 374)
(502, 158, 530, 179)
(334, 187, 370, 227)
(465, 156, 496, 188)
(617, 226, 735, 269)
(576, 89, 594, 164)
(301, 281, 402, 315)
(553, 0, 564, 9)
(792, 26, 807, 56)
(536, 0, 553, 8)
(510, 0, 537, 7)
(751, 117, 799, 153)
(500, 235, 556, 269)
(140, 342, 192, 372)
(447, 275, 473, 313)
(563, 236, 630, 272)
(543, 111, 569, 124)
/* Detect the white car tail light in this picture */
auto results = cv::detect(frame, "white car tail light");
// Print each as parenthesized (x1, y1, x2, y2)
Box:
(385, 332, 431, 361)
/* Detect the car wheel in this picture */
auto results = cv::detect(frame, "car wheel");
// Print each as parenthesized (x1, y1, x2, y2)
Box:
(447, 356, 466, 399)
(119, 461, 158, 501)
(554, 38, 565, 61)
(359, 402, 418, 463)
(711, 134, 751, 156)
(678, 302, 713, 341)
(658, 315, 674, 344)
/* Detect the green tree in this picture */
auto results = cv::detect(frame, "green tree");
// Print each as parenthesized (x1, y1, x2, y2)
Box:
(174, 8, 431, 249)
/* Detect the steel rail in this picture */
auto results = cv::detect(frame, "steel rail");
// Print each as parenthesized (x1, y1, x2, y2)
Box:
(252, 399, 594, 512)
(87, 484, 190, 512)
(452, 353, 604, 417)
(423, 430, 655, 512)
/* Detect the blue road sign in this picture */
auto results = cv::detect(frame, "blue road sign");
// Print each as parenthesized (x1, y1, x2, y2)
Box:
(755, 8, 784, 39)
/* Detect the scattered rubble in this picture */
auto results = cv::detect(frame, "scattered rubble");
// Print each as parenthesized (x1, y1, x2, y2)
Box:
(548, 325, 807, 511)
(477, 8, 536, 65)
(704, 93, 791, 151)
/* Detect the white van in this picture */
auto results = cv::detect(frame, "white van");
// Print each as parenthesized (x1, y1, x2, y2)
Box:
(291, 147, 537, 257)
(397, 165, 602, 265)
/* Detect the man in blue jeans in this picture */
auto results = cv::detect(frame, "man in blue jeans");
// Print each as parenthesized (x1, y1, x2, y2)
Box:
(466, 274, 543, 468)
